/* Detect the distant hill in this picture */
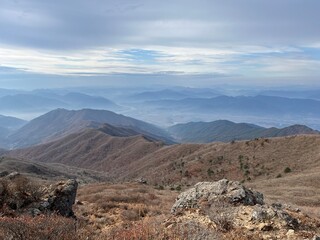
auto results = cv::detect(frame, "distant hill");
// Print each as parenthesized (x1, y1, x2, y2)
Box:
(0, 115, 27, 141)
(129, 89, 190, 101)
(0, 92, 120, 113)
(146, 95, 320, 117)
(5, 108, 173, 148)
(61, 92, 118, 109)
(0, 157, 109, 183)
(260, 89, 320, 100)
(0, 94, 66, 112)
(128, 88, 219, 101)
(6, 133, 320, 201)
(168, 120, 319, 143)
(0, 114, 27, 129)
(6, 128, 164, 172)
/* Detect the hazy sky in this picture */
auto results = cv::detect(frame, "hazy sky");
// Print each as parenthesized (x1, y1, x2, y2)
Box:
(0, 0, 320, 89)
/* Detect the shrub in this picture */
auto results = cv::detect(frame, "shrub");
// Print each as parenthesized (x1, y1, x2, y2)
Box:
(207, 168, 214, 177)
(0, 214, 86, 240)
(284, 167, 292, 173)
(0, 175, 42, 212)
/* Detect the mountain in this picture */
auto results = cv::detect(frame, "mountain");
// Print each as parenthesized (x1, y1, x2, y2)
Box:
(0, 115, 27, 142)
(6, 133, 320, 196)
(0, 157, 109, 183)
(168, 120, 319, 143)
(128, 88, 219, 101)
(6, 108, 173, 148)
(61, 92, 119, 109)
(0, 127, 11, 140)
(0, 114, 27, 130)
(0, 88, 26, 97)
(6, 128, 164, 172)
(146, 95, 320, 117)
(4, 135, 320, 240)
(260, 89, 320, 100)
(129, 89, 190, 101)
(0, 92, 120, 113)
(0, 94, 67, 112)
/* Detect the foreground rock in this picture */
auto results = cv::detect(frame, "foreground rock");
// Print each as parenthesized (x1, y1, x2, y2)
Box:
(168, 179, 320, 240)
(171, 179, 264, 213)
(38, 179, 78, 217)
(0, 173, 78, 217)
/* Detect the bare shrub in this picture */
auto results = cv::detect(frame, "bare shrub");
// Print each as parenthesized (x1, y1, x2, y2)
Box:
(105, 219, 221, 240)
(0, 175, 43, 212)
(0, 214, 88, 240)
(121, 209, 141, 221)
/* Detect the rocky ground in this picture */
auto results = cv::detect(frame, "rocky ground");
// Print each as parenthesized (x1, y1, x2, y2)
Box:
(0, 173, 319, 239)
(169, 179, 320, 240)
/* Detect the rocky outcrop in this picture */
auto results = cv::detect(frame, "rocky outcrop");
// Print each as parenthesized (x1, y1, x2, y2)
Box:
(168, 179, 320, 240)
(39, 179, 78, 217)
(0, 173, 78, 217)
(171, 179, 264, 213)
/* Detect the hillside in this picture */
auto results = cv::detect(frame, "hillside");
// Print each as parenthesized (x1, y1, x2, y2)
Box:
(0, 157, 109, 183)
(5, 108, 172, 148)
(6, 132, 320, 202)
(118, 135, 320, 184)
(4, 134, 320, 220)
(0, 114, 27, 144)
(168, 120, 319, 143)
(6, 128, 164, 172)
(0, 114, 27, 129)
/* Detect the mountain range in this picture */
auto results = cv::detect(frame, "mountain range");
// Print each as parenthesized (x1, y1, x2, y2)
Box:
(128, 88, 219, 101)
(0, 107, 318, 149)
(0, 92, 119, 113)
(7, 127, 164, 173)
(6, 131, 320, 190)
(2, 108, 173, 149)
(146, 95, 320, 117)
(0, 114, 27, 139)
(168, 120, 319, 143)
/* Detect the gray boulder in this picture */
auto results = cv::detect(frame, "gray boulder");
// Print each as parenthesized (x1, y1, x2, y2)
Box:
(171, 179, 264, 213)
(42, 179, 78, 217)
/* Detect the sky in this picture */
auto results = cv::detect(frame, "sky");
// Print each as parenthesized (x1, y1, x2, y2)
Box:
(0, 0, 320, 89)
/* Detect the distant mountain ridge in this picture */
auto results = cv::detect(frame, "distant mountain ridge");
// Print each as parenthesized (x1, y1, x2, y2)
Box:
(128, 88, 219, 101)
(0, 115, 27, 140)
(0, 92, 119, 113)
(168, 120, 319, 143)
(5, 132, 320, 189)
(0, 114, 27, 129)
(146, 95, 320, 117)
(4, 108, 173, 149)
(6, 128, 164, 172)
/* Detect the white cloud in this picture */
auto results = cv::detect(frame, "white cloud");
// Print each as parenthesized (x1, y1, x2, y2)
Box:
(0, 0, 319, 86)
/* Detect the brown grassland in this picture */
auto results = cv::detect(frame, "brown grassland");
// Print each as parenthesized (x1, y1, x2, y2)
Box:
(1, 135, 320, 239)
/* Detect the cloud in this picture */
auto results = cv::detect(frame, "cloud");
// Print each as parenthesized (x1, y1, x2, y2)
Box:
(0, 0, 319, 50)
(0, 0, 320, 87)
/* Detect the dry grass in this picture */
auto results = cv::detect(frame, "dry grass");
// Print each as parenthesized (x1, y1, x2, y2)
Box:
(247, 166, 320, 217)
(0, 174, 44, 213)
(74, 182, 178, 238)
(0, 214, 88, 240)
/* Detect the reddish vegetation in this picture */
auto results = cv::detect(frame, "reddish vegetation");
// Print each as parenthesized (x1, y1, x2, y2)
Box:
(9, 134, 319, 182)
(2, 134, 320, 239)
(0, 214, 82, 240)
(8, 129, 164, 172)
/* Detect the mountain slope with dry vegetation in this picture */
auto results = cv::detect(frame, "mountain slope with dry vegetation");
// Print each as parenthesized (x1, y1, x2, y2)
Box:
(5, 134, 320, 191)
(7, 128, 164, 172)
